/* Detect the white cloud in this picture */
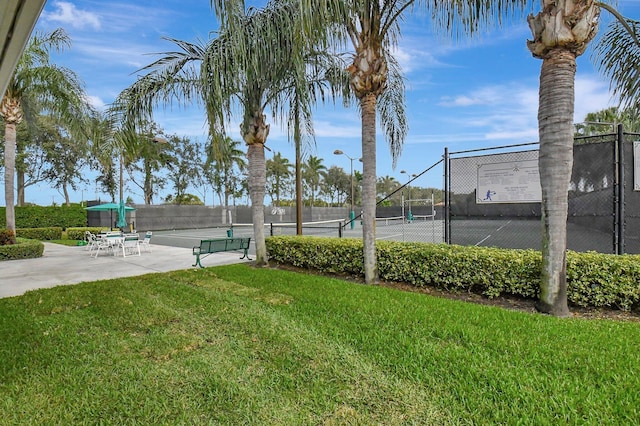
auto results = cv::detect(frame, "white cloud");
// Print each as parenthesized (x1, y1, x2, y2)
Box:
(41, 1, 101, 31)
(85, 95, 106, 111)
(574, 75, 617, 122)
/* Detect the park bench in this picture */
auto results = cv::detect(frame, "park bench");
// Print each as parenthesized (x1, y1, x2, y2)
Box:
(192, 237, 252, 268)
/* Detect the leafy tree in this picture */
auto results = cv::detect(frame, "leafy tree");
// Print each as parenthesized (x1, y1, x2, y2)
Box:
(164, 135, 202, 204)
(322, 165, 350, 206)
(0, 28, 94, 234)
(40, 118, 90, 205)
(124, 121, 171, 205)
(165, 193, 203, 205)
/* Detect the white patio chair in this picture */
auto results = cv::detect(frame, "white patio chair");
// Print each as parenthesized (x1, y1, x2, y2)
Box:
(93, 234, 122, 258)
(84, 231, 99, 253)
(121, 235, 141, 257)
(139, 231, 152, 252)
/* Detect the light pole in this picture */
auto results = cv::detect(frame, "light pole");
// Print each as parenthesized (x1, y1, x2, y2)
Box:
(400, 170, 416, 222)
(334, 149, 357, 229)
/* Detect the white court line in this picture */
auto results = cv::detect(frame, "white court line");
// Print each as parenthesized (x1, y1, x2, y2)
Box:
(475, 220, 511, 246)
(496, 220, 512, 232)
(475, 235, 491, 246)
(377, 233, 403, 240)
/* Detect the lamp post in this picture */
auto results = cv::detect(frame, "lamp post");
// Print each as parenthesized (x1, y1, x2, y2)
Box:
(400, 170, 416, 222)
(334, 149, 357, 229)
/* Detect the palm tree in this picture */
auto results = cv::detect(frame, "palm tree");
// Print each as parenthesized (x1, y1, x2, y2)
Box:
(303, 155, 327, 207)
(592, 13, 640, 112)
(527, 0, 600, 316)
(207, 135, 246, 212)
(1, 28, 93, 236)
(377, 175, 399, 202)
(119, 1, 333, 265)
(298, 0, 530, 284)
(266, 152, 294, 206)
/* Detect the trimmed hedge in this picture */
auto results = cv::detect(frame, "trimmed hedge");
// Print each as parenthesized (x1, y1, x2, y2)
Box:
(265, 236, 640, 311)
(0, 238, 44, 261)
(0, 205, 87, 229)
(16, 227, 63, 240)
(66, 227, 112, 241)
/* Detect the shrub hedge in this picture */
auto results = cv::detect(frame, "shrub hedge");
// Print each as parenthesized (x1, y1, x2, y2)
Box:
(0, 238, 44, 261)
(265, 236, 640, 311)
(0, 205, 87, 229)
(66, 227, 112, 240)
(16, 227, 63, 240)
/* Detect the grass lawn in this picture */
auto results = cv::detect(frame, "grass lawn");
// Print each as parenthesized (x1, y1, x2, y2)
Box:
(1, 264, 638, 424)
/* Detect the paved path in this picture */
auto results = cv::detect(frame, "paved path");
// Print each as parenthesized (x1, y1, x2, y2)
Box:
(0, 242, 250, 299)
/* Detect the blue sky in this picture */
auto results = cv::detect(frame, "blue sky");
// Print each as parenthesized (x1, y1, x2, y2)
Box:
(19, 0, 640, 205)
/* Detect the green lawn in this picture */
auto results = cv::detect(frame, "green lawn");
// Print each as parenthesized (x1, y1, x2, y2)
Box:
(1, 264, 638, 424)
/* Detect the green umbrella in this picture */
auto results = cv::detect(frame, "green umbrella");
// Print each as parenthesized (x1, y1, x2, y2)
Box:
(117, 200, 128, 228)
(84, 202, 136, 212)
(85, 203, 135, 228)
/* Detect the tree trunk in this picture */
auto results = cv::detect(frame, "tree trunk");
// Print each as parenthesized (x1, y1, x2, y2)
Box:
(4, 122, 16, 234)
(361, 93, 378, 284)
(63, 184, 70, 206)
(16, 169, 24, 206)
(248, 143, 267, 265)
(536, 49, 574, 317)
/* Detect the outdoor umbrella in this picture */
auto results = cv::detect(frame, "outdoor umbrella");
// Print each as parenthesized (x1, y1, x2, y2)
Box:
(117, 200, 128, 228)
(85, 202, 136, 228)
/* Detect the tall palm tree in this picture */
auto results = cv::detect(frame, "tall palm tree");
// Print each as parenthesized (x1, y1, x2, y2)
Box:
(207, 135, 246, 212)
(377, 175, 399, 202)
(299, 0, 527, 283)
(266, 152, 294, 206)
(1, 28, 93, 236)
(303, 155, 327, 207)
(119, 1, 334, 265)
(527, 0, 600, 316)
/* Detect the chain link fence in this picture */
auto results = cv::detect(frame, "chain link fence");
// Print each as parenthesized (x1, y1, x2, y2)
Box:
(441, 127, 640, 255)
(334, 127, 640, 255)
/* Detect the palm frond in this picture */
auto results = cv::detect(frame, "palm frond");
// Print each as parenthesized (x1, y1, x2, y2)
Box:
(377, 53, 407, 168)
(593, 17, 640, 108)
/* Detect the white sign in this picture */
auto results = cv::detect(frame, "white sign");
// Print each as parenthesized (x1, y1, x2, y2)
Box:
(477, 160, 541, 203)
(634, 141, 640, 191)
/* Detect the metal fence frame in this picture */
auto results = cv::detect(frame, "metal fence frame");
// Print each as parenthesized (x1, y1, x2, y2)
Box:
(442, 124, 638, 255)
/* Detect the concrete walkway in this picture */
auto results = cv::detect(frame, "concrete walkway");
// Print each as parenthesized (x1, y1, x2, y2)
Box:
(0, 242, 251, 299)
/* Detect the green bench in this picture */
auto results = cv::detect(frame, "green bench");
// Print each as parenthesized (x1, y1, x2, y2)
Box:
(192, 237, 252, 268)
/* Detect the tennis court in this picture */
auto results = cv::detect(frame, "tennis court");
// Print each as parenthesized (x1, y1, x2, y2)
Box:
(150, 214, 610, 255)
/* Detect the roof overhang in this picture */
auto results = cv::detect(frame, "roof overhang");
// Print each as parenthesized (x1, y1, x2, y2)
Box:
(0, 0, 47, 98)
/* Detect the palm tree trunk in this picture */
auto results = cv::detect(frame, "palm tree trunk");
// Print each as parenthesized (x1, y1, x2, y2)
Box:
(4, 122, 17, 235)
(17, 169, 25, 206)
(248, 143, 267, 265)
(361, 93, 378, 284)
(536, 49, 574, 317)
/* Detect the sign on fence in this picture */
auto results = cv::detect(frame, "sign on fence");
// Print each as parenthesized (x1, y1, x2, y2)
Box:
(476, 159, 541, 203)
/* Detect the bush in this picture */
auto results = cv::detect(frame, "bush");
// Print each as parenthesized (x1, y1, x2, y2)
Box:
(266, 236, 640, 311)
(0, 238, 44, 260)
(66, 227, 111, 241)
(0, 229, 16, 245)
(16, 227, 63, 240)
(0, 205, 87, 229)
